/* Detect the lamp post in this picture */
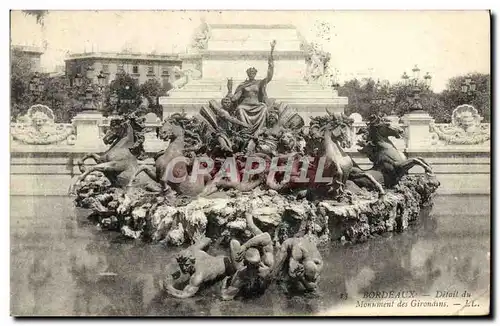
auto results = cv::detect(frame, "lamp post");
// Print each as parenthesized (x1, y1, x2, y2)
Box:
(400, 65, 435, 150)
(401, 65, 432, 113)
(461, 75, 477, 104)
(116, 84, 138, 115)
(29, 72, 44, 103)
(72, 67, 107, 113)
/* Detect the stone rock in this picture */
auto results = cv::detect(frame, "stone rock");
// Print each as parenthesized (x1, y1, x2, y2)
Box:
(253, 206, 282, 226)
(74, 173, 439, 247)
(131, 206, 148, 220)
(167, 223, 185, 246)
(284, 203, 307, 220)
(151, 205, 178, 229)
(121, 226, 142, 239)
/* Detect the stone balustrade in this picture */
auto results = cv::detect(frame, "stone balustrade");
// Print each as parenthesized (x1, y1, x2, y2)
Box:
(10, 104, 490, 196)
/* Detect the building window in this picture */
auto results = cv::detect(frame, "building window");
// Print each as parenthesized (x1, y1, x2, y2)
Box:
(102, 64, 109, 73)
(132, 65, 139, 74)
(147, 65, 154, 75)
(76, 65, 82, 74)
(117, 63, 125, 73)
(161, 66, 169, 76)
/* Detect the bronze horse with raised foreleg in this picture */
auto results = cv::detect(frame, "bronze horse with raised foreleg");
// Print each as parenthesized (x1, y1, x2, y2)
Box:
(126, 115, 208, 197)
(310, 111, 386, 198)
(264, 111, 386, 198)
(69, 116, 158, 195)
(351, 114, 434, 189)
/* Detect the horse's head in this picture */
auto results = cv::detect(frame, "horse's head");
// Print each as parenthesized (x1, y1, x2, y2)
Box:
(158, 116, 185, 141)
(367, 114, 404, 140)
(325, 109, 355, 148)
(103, 117, 129, 145)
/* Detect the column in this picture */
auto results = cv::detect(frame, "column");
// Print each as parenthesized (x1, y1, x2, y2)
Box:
(71, 111, 104, 150)
(401, 111, 435, 150)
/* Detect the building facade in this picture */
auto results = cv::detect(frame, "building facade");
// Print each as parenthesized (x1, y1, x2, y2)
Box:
(11, 45, 44, 72)
(64, 51, 184, 88)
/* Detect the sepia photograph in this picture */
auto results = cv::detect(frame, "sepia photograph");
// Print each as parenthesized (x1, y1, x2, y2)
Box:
(8, 9, 491, 317)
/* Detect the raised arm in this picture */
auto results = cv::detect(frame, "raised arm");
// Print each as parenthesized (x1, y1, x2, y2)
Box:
(245, 212, 263, 235)
(241, 233, 272, 249)
(264, 40, 276, 83)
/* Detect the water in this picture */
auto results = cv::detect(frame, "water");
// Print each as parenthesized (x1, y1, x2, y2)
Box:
(10, 195, 490, 316)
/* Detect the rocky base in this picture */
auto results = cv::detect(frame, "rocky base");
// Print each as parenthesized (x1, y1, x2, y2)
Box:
(73, 173, 440, 246)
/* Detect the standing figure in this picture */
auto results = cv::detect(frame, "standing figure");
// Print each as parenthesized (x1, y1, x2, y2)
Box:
(228, 40, 277, 136)
(161, 237, 236, 299)
(221, 213, 275, 300)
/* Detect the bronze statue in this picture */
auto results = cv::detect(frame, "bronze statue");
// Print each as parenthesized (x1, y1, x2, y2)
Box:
(226, 40, 276, 136)
(127, 113, 213, 197)
(69, 113, 154, 195)
(354, 114, 434, 188)
(221, 213, 274, 300)
(162, 237, 236, 299)
(271, 236, 323, 293)
(199, 80, 252, 154)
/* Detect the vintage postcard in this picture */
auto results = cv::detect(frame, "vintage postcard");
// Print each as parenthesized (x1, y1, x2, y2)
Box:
(10, 10, 491, 317)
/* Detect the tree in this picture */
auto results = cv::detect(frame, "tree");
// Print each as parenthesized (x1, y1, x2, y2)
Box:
(139, 79, 168, 117)
(338, 77, 464, 123)
(338, 78, 376, 119)
(22, 10, 49, 26)
(10, 51, 35, 120)
(439, 73, 490, 122)
(105, 72, 141, 116)
(41, 76, 82, 122)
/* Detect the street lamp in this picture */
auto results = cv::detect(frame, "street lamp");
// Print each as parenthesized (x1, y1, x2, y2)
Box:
(73, 73, 83, 87)
(412, 64, 420, 81)
(72, 66, 105, 113)
(402, 65, 431, 113)
(82, 85, 97, 112)
(97, 71, 106, 88)
(424, 72, 432, 89)
(461, 75, 477, 103)
(401, 72, 410, 86)
(29, 72, 44, 102)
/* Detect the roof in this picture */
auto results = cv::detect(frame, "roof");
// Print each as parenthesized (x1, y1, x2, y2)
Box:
(65, 51, 182, 62)
(11, 45, 44, 55)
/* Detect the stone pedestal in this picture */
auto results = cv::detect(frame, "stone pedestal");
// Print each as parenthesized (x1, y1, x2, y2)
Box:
(401, 111, 435, 150)
(71, 111, 104, 150)
(161, 23, 348, 122)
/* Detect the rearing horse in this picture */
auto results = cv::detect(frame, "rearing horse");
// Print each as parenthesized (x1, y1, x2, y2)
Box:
(69, 116, 149, 194)
(265, 112, 385, 198)
(127, 115, 214, 197)
(352, 114, 433, 188)
(312, 111, 386, 197)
